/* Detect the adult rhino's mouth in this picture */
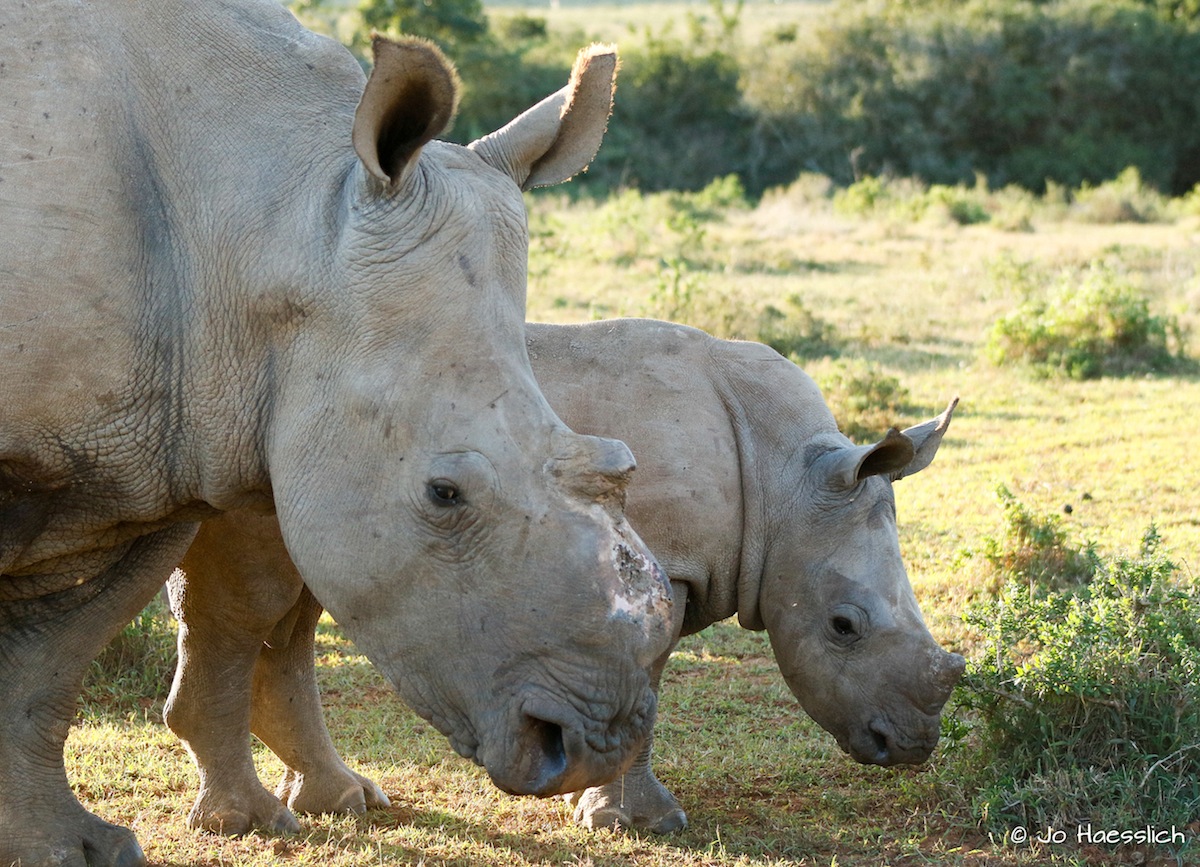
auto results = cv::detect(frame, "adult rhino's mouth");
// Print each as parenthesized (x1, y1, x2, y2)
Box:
(476, 688, 657, 797)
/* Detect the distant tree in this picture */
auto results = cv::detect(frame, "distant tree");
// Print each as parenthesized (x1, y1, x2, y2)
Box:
(1152, 0, 1200, 21)
(357, 0, 488, 47)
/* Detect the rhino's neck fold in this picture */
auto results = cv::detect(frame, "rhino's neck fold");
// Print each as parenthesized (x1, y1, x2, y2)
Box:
(708, 353, 770, 632)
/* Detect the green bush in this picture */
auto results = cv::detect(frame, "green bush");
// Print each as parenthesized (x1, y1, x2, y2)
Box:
(985, 262, 1190, 378)
(812, 359, 911, 443)
(637, 263, 838, 360)
(758, 295, 840, 360)
(295, 0, 1200, 197)
(1070, 166, 1173, 223)
(588, 27, 750, 192)
(742, 0, 1200, 195)
(952, 524, 1200, 835)
(356, 0, 488, 47)
(832, 175, 991, 225)
(971, 484, 1098, 591)
(291, 0, 577, 147)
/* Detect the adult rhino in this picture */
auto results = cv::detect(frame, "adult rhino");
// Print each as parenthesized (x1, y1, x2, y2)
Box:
(0, 3, 674, 864)
(164, 318, 964, 837)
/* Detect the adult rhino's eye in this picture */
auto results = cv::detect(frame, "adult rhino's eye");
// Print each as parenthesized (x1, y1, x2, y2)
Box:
(427, 480, 461, 507)
(832, 616, 856, 637)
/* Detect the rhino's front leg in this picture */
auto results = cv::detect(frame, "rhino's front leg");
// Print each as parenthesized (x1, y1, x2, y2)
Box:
(249, 586, 390, 816)
(568, 726, 687, 834)
(568, 581, 689, 834)
(0, 525, 196, 867)
(164, 512, 306, 836)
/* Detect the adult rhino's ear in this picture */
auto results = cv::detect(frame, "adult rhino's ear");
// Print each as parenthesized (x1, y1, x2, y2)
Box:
(352, 36, 460, 190)
(468, 43, 616, 191)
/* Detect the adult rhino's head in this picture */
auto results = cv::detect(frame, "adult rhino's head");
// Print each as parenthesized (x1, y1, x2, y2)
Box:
(750, 396, 964, 767)
(265, 39, 672, 796)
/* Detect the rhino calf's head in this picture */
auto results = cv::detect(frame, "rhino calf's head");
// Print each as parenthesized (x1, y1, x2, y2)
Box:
(757, 399, 965, 766)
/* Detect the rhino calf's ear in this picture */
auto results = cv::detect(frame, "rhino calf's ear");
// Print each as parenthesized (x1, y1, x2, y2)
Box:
(820, 428, 914, 492)
(892, 396, 959, 481)
(352, 36, 460, 189)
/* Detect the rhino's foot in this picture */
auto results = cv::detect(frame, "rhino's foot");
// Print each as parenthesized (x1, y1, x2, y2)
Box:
(187, 785, 300, 837)
(0, 811, 145, 867)
(568, 776, 688, 835)
(276, 766, 391, 815)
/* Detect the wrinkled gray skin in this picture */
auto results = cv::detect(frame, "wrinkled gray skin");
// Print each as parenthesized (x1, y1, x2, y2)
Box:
(0, 3, 673, 863)
(165, 318, 964, 837)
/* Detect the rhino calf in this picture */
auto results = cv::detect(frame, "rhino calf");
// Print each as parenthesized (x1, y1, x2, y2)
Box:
(163, 318, 964, 836)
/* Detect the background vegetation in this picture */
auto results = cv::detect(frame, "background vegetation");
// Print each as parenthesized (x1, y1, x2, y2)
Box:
(70, 2, 1200, 865)
(289, 0, 1200, 196)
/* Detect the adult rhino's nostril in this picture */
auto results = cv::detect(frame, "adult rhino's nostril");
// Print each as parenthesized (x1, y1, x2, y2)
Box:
(518, 714, 567, 794)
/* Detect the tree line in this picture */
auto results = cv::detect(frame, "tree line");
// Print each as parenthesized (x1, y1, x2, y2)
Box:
(292, 0, 1200, 197)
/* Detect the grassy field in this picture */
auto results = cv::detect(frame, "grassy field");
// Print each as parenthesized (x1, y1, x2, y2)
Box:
(67, 174, 1200, 866)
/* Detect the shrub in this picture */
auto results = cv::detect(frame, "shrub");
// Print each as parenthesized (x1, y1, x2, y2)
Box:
(589, 27, 751, 192)
(637, 263, 838, 360)
(832, 175, 991, 225)
(1179, 182, 1200, 218)
(951, 523, 1200, 836)
(982, 251, 1046, 299)
(757, 294, 840, 360)
(298, 0, 1200, 197)
(1070, 166, 1173, 224)
(494, 13, 548, 44)
(741, 0, 1200, 195)
(356, 0, 488, 47)
(812, 359, 911, 443)
(970, 484, 1098, 591)
(923, 183, 991, 226)
(985, 262, 1190, 378)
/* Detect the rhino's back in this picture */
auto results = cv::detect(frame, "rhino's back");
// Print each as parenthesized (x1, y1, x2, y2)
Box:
(526, 319, 745, 626)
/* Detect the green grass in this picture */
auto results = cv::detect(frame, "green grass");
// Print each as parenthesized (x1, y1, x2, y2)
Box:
(69, 174, 1200, 864)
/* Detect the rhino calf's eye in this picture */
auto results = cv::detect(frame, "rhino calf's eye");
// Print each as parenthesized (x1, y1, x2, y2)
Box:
(831, 616, 856, 637)
(427, 480, 461, 507)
